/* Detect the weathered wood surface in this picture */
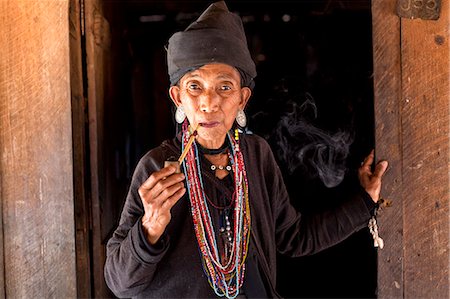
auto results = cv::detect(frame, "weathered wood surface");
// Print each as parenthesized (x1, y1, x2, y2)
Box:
(0, 0, 77, 298)
(69, 0, 92, 297)
(84, 0, 113, 296)
(397, 0, 442, 20)
(401, 0, 449, 296)
(374, 0, 450, 297)
(372, 0, 404, 297)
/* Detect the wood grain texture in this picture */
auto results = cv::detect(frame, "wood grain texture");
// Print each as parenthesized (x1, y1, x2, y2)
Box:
(84, 0, 112, 297)
(372, 0, 404, 297)
(69, 0, 92, 297)
(0, 0, 77, 297)
(401, 0, 449, 296)
(374, 0, 450, 297)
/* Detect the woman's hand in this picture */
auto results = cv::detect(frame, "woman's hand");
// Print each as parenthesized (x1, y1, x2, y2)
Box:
(358, 150, 389, 203)
(138, 165, 186, 244)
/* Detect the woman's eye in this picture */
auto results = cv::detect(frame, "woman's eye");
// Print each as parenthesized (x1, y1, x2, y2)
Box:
(188, 83, 200, 90)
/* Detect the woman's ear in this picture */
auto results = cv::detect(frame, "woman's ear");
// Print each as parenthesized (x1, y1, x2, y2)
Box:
(169, 85, 182, 106)
(240, 87, 252, 109)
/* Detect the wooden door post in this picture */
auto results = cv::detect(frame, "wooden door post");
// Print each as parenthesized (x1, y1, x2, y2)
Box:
(0, 0, 77, 297)
(373, 0, 449, 298)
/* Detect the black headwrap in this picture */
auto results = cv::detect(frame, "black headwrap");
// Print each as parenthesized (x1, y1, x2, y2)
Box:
(167, 1, 257, 89)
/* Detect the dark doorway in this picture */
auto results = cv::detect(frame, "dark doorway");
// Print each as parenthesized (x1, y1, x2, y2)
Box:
(102, 0, 376, 297)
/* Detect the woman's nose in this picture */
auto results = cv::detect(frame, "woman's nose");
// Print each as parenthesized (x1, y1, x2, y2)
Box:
(199, 89, 219, 112)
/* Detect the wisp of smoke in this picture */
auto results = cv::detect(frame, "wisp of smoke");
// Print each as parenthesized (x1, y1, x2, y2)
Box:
(273, 96, 353, 188)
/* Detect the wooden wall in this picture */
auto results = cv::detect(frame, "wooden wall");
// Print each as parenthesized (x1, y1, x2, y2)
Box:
(0, 0, 77, 297)
(373, 0, 449, 297)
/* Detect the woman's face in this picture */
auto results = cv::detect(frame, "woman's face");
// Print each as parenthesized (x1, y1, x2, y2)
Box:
(169, 63, 251, 149)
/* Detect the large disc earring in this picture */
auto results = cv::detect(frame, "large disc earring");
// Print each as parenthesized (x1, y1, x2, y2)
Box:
(175, 105, 186, 124)
(236, 109, 247, 128)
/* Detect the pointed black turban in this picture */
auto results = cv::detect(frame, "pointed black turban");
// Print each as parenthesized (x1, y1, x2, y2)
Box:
(167, 1, 257, 89)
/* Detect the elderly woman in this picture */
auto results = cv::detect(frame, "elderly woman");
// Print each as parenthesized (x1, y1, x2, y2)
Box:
(104, 2, 388, 299)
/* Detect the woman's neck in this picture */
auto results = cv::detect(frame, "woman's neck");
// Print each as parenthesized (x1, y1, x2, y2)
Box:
(204, 152, 230, 179)
(197, 139, 229, 155)
(194, 133, 232, 179)
(196, 135, 227, 151)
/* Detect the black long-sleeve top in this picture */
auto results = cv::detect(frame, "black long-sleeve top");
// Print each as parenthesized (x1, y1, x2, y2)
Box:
(104, 134, 375, 298)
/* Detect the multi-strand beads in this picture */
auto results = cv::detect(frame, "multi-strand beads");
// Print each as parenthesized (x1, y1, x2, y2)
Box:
(181, 123, 251, 299)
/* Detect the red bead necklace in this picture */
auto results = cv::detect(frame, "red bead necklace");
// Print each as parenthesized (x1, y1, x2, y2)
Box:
(181, 122, 251, 299)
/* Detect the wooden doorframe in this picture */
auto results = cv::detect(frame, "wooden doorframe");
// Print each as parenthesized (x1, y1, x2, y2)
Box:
(373, 0, 450, 297)
(70, 0, 114, 297)
(84, 0, 110, 295)
(69, 0, 93, 297)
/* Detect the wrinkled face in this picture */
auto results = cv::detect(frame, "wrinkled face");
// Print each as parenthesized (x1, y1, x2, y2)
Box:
(169, 63, 251, 149)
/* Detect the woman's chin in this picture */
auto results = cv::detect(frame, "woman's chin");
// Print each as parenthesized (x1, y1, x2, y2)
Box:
(196, 128, 228, 147)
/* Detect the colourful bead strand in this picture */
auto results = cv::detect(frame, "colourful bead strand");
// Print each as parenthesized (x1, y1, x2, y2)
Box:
(182, 126, 250, 299)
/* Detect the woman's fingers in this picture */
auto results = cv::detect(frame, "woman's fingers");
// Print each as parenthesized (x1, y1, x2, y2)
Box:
(361, 149, 374, 170)
(161, 186, 186, 210)
(357, 150, 389, 203)
(152, 182, 185, 207)
(139, 167, 185, 203)
(139, 167, 187, 245)
(148, 173, 185, 202)
(140, 165, 180, 190)
(373, 160, 389, 179)
(139, 166, 185, 223)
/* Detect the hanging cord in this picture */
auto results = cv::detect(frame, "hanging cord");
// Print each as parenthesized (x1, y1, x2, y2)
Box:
(368, 197, 392, 249)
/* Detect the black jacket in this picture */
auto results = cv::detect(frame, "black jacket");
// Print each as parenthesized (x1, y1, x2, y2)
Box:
(104, 134, 374, 298)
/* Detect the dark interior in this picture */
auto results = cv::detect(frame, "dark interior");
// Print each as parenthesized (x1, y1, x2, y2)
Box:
(102, 0, 376, 297)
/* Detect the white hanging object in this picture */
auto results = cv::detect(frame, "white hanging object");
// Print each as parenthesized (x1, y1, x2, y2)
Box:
(369, 216, 384, 249)
(175, 105, 186, 124)
(235, 109, 247, 127)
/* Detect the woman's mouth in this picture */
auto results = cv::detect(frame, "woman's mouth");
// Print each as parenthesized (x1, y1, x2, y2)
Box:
(199, 121, 220, 128)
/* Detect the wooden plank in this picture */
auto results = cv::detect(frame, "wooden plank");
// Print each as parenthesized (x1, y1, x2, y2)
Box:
(0, 132, 4, 298)
(372, 0, 404, 297)
(84, 0, 112, 297)
(401, 0, 450, 296)
(0, 0, 77, 297)
(397, 0, 442, 20)
(0, 181, 4, 299)
(69, 0, 92, 297)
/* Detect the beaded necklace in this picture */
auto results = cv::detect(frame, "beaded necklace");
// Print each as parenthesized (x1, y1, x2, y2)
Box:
(181, 122, 251, 299)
